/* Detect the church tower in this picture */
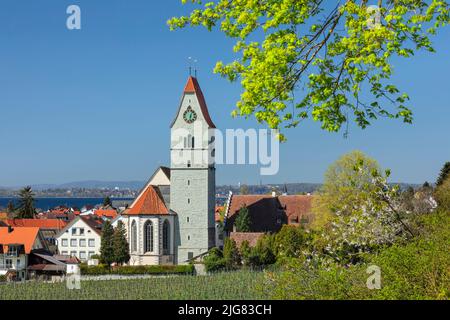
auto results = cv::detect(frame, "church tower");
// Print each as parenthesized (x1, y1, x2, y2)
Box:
(170, 76, 216, 264)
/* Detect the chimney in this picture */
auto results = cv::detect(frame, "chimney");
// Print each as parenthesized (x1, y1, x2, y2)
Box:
(7, 225, 13, 233)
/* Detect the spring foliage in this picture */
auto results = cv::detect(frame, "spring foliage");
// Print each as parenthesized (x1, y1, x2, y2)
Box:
(168, 0, 449, 140)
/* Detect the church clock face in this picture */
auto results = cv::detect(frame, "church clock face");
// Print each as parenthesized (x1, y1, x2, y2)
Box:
(183, 106, 197, 124)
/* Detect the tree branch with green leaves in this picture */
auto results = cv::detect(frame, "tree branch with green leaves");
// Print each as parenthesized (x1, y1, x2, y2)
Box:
(168, 0, 449, 141)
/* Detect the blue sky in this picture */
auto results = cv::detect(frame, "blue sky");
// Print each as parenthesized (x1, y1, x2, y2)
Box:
(0, 0, 449, 187)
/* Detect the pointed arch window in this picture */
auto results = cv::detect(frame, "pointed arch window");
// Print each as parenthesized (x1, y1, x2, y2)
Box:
(144, 220, 154, 253)
(191, 136, 195, 149)
(162, 220, 170, 255)
(131, 220, 137, 253)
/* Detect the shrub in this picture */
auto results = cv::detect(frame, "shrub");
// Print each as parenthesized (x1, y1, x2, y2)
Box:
(0, 275, 6, 282)
(262, 210, 450, 300)
(80, 264, 194, 276)
(273, 225, 307, 259)
(435, 176, 450, 210)
(223, 238, 241, 269)
(247, 235, 276, 267)
(204, 248, 226, 272)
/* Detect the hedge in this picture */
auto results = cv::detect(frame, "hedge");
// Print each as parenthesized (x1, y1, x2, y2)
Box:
(80, 264, 194, 276)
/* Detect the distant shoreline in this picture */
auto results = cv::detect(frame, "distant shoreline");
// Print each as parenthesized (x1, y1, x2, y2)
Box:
(0, 197, 134, 199)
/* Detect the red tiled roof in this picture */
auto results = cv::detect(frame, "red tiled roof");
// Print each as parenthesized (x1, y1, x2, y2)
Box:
(230, 232, 265, 248)
(0, 227, 40, 254)
(5, 219, 67, 230)
(94, 209, 118, 219)
(0, 212, 8, 220)
(79, 216, 104, 235)
(124, 185, 169, 215)
(226, 194, 314, 232)
(278, 195, 314, 225)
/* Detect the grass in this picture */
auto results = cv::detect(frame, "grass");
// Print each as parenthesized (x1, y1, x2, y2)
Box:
(0, 270, 266, 300)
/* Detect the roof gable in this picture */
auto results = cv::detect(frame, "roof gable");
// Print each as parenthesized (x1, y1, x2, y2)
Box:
(56, 215, 103, 238)
(0, 227, 41, 254)
(170, 76, 216, 129)
(124, 185, 169, 215)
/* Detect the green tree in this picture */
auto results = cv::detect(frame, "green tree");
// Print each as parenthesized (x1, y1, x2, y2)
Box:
(312, 150, 380, 230)
(204, 248, 226, 272)
(223, 238, 241, 269)
(239, 240, 252, 266)
(103, 196, 112, 207)
(113, 221, 130, 265)
(168, 1, 449, 141)
(312, 151, 414, 264)
(100, 220, 115, 268)
(234, 206, 251, 232)
(249, 235, 276, 267)
(239, 184, 249, 195)
(274, 225, 306, 259)
(436, 161, 450, 186)
(435, 176, 450, 210)
(16, 186, 36, 218)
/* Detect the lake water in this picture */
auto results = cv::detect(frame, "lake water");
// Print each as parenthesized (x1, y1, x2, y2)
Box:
(0, 198, 134, 211)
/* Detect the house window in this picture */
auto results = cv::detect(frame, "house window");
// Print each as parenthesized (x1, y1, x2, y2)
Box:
(79, 228, 85, 235)
(71, 239, 77, 247)
(188, 252, 194, 260)
(70, 251, 76, 257)
(6, 259, 12, 268)
(61, 239, 68, 247)
(144, 220, 154, 253)
(88, 239, 95, 247)
(131, 220, 137, 252)
(187, 217, 190, 223)
(79, 239, 86, 247)
(62, 251, 68, 255)
(88, 252, 95, 259)
(71, 228, 76, 235)
(79, 251, 86, 260)
(16, 259, 21, 268)
(163, 220, 170, 255)
(187, 235, 190, 241)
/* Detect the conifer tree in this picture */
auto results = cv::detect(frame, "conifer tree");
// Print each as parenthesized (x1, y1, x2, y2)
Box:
(103, 196, 112, 207)
(223, 238, 241, 269)
(113, 220, 130, 265)
(234, 206, 251, 232)
(100, 220, 115, 268)
(436, 162, 450, 187)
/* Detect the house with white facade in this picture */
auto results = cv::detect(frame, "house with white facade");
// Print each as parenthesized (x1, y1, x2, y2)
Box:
(0, 226, 46, 281)
(56, 216, 103, 262)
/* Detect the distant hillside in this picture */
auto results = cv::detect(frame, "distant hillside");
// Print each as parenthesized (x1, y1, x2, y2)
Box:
(217, 183, 322, 195)
(1, 181, 146, 191)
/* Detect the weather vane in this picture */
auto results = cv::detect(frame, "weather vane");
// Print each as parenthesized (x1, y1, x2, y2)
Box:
(188, 57, 198, 77)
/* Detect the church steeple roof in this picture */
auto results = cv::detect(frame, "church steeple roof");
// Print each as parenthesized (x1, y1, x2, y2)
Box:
(171, 76, 216, 128)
